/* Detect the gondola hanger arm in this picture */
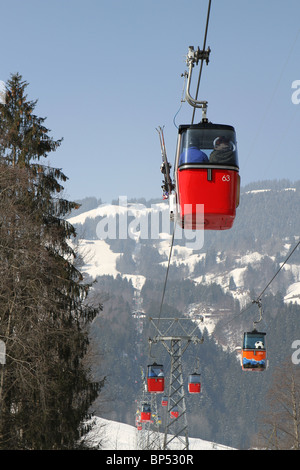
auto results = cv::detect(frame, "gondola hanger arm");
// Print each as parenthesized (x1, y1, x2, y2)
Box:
(252, 299, 263, 329)
(184, 46, 210, 119)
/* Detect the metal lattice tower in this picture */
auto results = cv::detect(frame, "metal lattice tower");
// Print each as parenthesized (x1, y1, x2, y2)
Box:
(145, 395, 164, 450)
(163, 338, 189, 449)
(148, 317, 203, 450)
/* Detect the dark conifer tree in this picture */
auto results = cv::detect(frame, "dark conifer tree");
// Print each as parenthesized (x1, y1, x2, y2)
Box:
(0, 73, 103, 449)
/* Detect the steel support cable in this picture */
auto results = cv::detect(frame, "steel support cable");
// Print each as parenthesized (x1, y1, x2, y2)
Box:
(158, 221, 176, 325)
(221, 239, 300, 328)
(191, 0, 212, 124)
(147, 222, 176, 360)
(255, 239, 300, 303)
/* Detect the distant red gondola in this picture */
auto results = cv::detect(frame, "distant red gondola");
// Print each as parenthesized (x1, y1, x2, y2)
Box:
(161, 396, 168, 407)
(188, 373, 201, 393)
(140, 403, 151, 422)
(147, 362, 164, 393)
(135, 416, 142, 431)
(170, 406, 179, 419)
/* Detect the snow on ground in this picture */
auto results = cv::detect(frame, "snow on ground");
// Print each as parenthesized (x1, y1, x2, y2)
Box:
(85, 417, 235, 450)
(160, 245, 203, 274)
(75, 239, 121, 278)
(158, 235, 205, 275)
(283, 263, 300, 281)
(237, 252, 265, 266)
(68, 201, 170, 228)
(68, 203, 130, 226)
(195, 267, 247, 291)
(123, 274, 147, 291)
(185, 303, 217, 336)
(284, 282, 300, 305)
(244, 189, 272, 195)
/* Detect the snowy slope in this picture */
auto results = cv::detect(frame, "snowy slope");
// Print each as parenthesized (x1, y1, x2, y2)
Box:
(74, 239, 120, 278)
(71, 237, 300, 314)
(84, 417, 235, 450)
(68, 200, 300, 304)
(284, 281, 300, 305)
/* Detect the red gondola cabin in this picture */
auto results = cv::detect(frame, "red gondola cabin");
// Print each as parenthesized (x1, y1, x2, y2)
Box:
(161, 396, 168, 407)
(170, 406, 179, 419)
(147, 363, 164, 393)
(135, 416, 142, 430)
(241, 330, 266, 371)
(140, 403, 151, 422)
(175, 122, 240, 230)
(188, 373, 201, 394)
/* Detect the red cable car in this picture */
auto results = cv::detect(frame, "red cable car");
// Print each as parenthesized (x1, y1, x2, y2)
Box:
(174, 122, 240, 230)
(161, 396, 168, 407)
(241, 330, 266, 371)
(188, 373, 201, 393)
(147, 362, 165, 393)
(140, 403, 151, 422)
(135, 416, 142, 430)
(170, 406, 179, 419)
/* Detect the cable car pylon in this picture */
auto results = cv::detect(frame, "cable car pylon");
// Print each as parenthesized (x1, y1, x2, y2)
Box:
(148, 316, 204, 450)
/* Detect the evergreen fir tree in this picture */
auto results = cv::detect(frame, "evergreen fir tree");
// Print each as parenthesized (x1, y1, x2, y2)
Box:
(0, 73, 103, 449)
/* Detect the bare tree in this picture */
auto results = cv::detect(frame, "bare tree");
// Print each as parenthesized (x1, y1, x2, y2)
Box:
(257, 360, 300, 450)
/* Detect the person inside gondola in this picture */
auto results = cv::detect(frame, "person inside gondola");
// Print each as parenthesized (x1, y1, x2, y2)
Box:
(179, 135, 209, 165)
(209, 136, 236, 165)
(148, 364, 164, 377)
(143, 403, 151, 412)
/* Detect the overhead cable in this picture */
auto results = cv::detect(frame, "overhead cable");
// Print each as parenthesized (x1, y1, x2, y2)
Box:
(191, 0, 212, 124)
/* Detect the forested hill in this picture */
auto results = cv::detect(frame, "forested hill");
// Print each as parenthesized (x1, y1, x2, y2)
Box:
(69, 179, 300, 296)
(68, 179, 300, 449)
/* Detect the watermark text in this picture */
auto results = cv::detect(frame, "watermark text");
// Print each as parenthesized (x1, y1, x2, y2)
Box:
(291, 80, 300, 104)
(291, 340, 300, 365)
(96, 196, 204, 249)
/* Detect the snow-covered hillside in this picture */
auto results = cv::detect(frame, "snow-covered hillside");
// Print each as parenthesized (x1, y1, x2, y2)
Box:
(84, 417, 235, 450)
(67, 195, 300, 362)
(68, 197, 300, 307)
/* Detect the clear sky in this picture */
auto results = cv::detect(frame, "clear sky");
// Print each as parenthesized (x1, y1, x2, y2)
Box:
(1, 0, 300, 203)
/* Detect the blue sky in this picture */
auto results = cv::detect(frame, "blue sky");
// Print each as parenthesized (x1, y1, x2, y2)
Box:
(1, 0, 300, 203)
